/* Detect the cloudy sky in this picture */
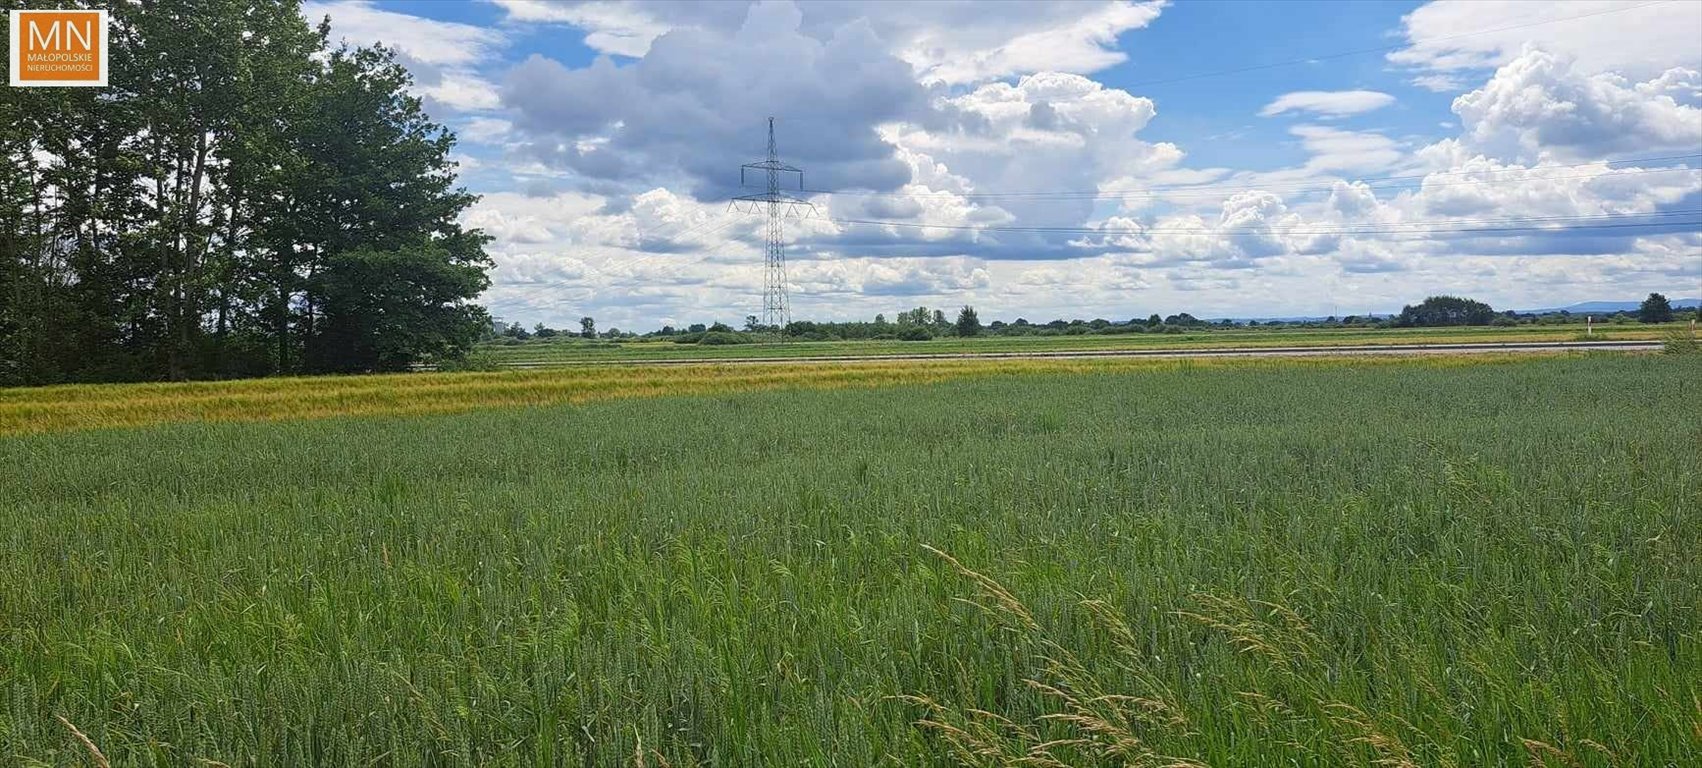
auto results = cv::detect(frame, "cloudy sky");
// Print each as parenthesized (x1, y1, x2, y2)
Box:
(302, 0, 1702, 328)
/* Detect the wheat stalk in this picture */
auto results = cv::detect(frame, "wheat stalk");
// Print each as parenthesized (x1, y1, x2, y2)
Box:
(55, 715, 110, 768)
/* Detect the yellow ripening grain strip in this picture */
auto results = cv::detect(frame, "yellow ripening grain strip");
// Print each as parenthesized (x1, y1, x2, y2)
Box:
(0, 352, 1563, 436)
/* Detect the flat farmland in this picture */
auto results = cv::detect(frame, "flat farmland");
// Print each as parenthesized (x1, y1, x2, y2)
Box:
(474, 323, 1672, 366)
(1, 353, 1697, 766)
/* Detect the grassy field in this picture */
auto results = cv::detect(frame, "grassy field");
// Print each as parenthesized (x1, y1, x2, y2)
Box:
(2, 353, 1697, 766)
(476, 323, 1671, 366)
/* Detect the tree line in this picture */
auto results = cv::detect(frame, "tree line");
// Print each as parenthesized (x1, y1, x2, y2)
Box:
(1393, 293, 1684, 327)
(501, 293, 1694, 348)
(783, 308, 1217, 340)
(1, 1, 490, 386)
(498, 306, 1221, 346)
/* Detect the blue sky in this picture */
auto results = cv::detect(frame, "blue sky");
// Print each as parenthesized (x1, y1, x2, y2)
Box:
(1117, 2, 1451, 170)
(301, 0, 1702, 329)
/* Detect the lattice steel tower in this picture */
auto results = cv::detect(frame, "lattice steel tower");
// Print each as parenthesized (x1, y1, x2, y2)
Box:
(732, 117, 812, 328)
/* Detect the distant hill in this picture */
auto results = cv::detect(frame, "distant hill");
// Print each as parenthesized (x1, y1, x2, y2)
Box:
(1219, 298, 1697, 323)
(1519, 298, 1701, 314)
(1226, 313, 1395, 323)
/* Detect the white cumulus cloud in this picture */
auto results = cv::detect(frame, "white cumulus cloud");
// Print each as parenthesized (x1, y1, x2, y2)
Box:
(1260, 90, 1396, 118)
(490, 0, 1168, 86)
(1449, 47, 1702, 162)
(303, 0, 507, 114)
(1390, 1, 1702, 82)
(904, 1, 1167, 85)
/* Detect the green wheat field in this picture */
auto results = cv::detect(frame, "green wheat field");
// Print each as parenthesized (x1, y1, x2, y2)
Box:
(1, 354, 1697, 766)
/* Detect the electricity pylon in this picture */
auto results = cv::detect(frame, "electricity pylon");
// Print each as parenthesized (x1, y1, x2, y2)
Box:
(731, 117, 813, 328)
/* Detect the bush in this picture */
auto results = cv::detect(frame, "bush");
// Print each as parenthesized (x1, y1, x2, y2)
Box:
(1663, 327, 1699, 355)
(697, 331, 755, 345)
(435, 349, 502, 372)
(896, 326, 933, 341)
(1491, 317, 1518, 327)
(1394, 295, 1495, 327)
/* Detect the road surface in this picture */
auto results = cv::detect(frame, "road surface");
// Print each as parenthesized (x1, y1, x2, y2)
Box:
(492, 340, 1662, 368)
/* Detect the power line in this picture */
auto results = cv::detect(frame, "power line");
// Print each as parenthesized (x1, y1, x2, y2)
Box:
(821, 212, 1701, 236)
(815, 210, 1702, 238)
(798, 166, 1702, 205)
(754, 6, 1683, 139)
(612, 218, 738, 272)
(768, 155, 1702, 202)
(571, 214, 739, 280)
(1113, 0, 1677, 89)
(563, 166, 1700, 276)
(629, 221, 748, 276)
(553, 208, 1696, 284)
(520, 216, 744, 315)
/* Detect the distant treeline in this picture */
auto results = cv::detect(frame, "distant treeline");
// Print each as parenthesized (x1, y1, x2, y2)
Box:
(1392, 293, 1684, 328)
(500, 294, 1693, 345)
(497, 307, 1227, 344)
(1, 3, 490, 386)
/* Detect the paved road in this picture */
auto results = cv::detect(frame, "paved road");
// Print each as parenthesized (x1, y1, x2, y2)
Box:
(494, 340, 1662, 368)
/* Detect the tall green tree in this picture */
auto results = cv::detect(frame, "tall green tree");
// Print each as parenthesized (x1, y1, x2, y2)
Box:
(291, 44, 490, 373)
(955, 305, 981, 337)
(1639, 293, 1673, 324)
(1394, 296, 1495, 327)
(897, 307, 931, 326)
(0, 69, 50, 385)
(0, 1, 490, 383)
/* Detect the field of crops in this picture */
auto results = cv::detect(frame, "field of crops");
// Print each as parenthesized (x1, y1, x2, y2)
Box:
(476, 323, 1669, 366)
(2, 353, 1697, 766)
(0, 356, 1372, 436)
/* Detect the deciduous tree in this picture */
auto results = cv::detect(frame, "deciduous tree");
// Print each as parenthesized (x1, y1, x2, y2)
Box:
(0, 1, 491, 383)
(955, 306, 981, 337)
(1394, 296, 1495, 327)
(1639, 293, 1673, 324)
